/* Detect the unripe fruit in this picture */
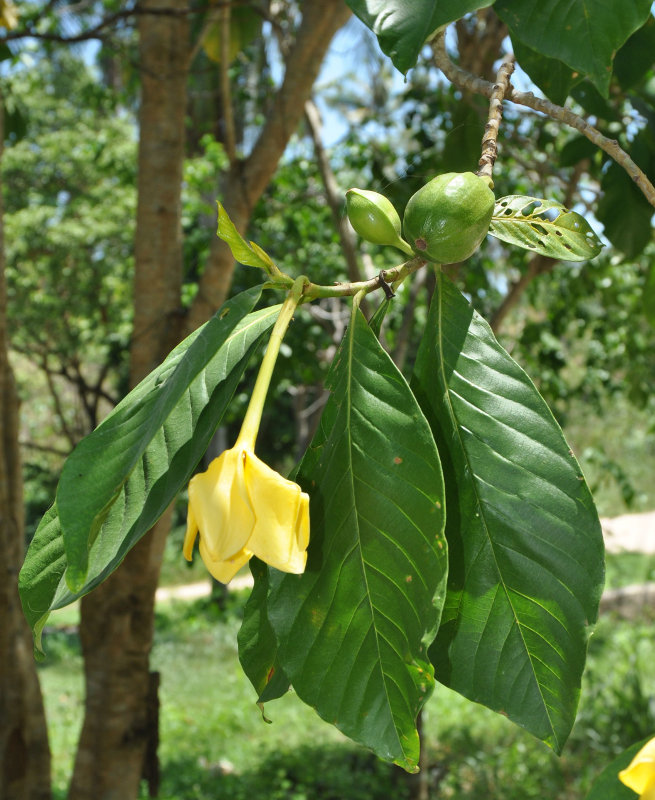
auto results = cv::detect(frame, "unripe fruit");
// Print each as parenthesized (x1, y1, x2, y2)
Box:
(346, 188, 414, 255)
(403, 172, 495, 264)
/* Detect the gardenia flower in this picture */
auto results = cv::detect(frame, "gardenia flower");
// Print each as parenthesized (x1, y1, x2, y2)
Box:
(183, 444, 310, 584)
(619, 737, 655, 799)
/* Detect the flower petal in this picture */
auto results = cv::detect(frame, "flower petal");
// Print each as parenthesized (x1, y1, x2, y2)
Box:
(198, 539, 252, 584)
(243, 451, 309, 574)
(620, 737, 655, 795)
(188, 448, 254, 562)
(183, 503, 199, 562)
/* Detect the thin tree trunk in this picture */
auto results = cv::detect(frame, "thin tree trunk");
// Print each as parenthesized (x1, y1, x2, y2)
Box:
(0, 87, 52, 800)
(187, 0, 352, 333)
(68, 3, 188, 798)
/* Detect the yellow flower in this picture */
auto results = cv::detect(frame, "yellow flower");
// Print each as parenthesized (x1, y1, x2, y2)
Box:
(619, 737, 655, 799)
(183, 445, 309, 584)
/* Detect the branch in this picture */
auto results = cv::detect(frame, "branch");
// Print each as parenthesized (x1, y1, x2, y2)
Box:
(431, 31, 655, 208)
(477, 52, 515, 185)
(303, 98, 371, 317)
(0, 2, 223, 45)
(186, 0, 352, 332)
(303, 255, 426, 301)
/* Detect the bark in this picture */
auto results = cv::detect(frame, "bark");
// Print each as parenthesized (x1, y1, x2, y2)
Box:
(187, 0, 352, 333)
(0, 89, 52, 800)
(68, 3, 188, 798)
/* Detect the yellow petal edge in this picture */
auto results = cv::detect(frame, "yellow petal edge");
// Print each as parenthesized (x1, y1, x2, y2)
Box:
(184, 445, 309, 584)
(619, 737, 655, 799)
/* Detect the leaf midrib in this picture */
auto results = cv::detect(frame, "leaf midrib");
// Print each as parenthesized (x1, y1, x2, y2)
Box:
(343, 312, 406, 759)
(435, 273, 559, 748)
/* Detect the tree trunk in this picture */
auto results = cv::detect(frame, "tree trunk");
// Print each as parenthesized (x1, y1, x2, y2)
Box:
(187, 0, 352, 333)
(0, 88, 52, 800)
(68, 3, 188, 798)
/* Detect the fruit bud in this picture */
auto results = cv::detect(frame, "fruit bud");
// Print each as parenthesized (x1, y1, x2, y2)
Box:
(403, 172, 495, 264)
(346, 189, 414, 255)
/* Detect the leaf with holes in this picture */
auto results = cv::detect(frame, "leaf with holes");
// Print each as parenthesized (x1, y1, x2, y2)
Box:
(264, 309, 448, 772)
(19, 289, 279, 649)
(411, 273, 605, 752)
(489, 196, 602, 261)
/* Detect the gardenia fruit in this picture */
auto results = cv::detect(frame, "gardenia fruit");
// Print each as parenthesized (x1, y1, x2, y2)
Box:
(403, 172, 495, 264)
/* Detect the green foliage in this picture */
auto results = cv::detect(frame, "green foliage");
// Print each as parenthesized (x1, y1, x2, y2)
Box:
(11, 0, 655, 788)
(495, 0, 653, 95)
(245, 310, 448, 769)
(413, 274, 605, 752)
(19, 289, 278, 647)
(4, 55, 135, 370)
(345, 0, 492, 73)
(38, 593, 655, 800)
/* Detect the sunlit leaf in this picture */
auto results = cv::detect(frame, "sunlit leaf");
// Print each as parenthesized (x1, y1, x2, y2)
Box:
(216, 202, 276, 271)
(489, 195, 603, 260)
(346, 0, 493, 74)
(495, 0, 652, 95)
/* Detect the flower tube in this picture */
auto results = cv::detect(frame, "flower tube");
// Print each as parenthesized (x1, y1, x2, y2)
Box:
(184, 277, 309, 583)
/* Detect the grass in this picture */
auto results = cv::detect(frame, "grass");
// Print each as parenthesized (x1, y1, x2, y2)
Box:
(39, 551, 655, 800)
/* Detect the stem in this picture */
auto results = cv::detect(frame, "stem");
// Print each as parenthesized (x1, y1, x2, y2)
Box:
(432, 30, 655, 208)
(235, 275, 307, 450)
(477, 52, 515, 186)
(303, 255, 426, 301)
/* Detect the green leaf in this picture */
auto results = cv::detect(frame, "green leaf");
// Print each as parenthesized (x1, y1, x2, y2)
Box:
(558, 135, 598, 168)
(266, 310, 448, 772)
(19, 292, 279, 646)
(345, 0, 494, 74)
(238, 558, 290, 705)
(442, 100, 485, 172)
(216, 202, 276, 271)
(412, 273, 605, 753)
(511, 37, 582, 105)
(597, 162, 654, 259)
(367, 296, 392, 337)
(583, 737, 652, 800)
(613, 16, 655, 90)
(570, 81, 621, 121)
(58, 286, 271, 589)
(495, 0, 653, 95)
(489, 196, 603, 261)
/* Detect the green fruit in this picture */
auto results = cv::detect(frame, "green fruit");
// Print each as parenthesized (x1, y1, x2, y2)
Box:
(346, 188, 414, 255)
(403, 172, 495, 264)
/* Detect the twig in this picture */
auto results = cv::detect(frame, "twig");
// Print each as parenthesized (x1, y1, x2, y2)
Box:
(303, 255, 426, 301)
(477, 52, 515, 186)
(431, 31, 655, 208)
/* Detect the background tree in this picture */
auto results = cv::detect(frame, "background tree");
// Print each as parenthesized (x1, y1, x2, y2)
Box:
(0, 82, 52, 800)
